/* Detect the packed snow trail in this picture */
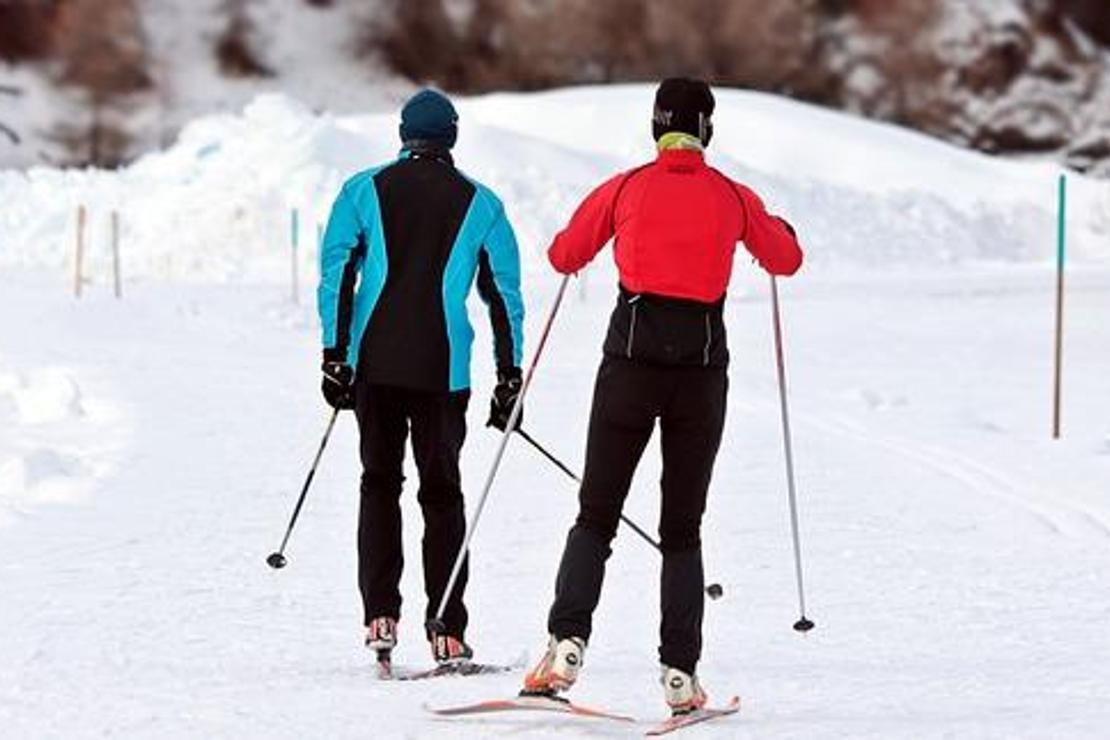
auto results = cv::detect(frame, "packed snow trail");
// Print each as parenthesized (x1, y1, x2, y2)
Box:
(1, 264, 1109, 738)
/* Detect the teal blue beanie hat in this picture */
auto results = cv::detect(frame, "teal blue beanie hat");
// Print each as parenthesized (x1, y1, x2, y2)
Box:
(399, 89, 458, 149)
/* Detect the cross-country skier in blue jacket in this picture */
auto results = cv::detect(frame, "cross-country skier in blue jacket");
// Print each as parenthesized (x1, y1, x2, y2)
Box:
(317, 89, 525, 670)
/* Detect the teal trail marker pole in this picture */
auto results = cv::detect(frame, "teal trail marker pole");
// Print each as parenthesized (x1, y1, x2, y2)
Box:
(291, 208, 300, 304)
(1052, 174, 1066, 439)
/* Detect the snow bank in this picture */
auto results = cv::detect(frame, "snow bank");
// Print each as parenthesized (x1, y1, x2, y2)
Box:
(1, 87, 1108, 285)
(0, 365, 121, 523)
(0, 366, 85, 424)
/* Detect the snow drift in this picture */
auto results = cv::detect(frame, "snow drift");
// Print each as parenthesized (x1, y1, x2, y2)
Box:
(1, 86, 1107, 286)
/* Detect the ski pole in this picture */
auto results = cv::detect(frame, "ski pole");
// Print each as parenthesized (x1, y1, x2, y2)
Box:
(266, 408, 340, 569)
(770, 276, 815, 632)
(427, 276, 571, 634)
(515, 428, 659, 550)
(514, 427, 724, 601)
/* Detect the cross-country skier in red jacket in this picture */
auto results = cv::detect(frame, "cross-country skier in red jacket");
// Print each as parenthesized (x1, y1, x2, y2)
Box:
(522, 78, 803, 714)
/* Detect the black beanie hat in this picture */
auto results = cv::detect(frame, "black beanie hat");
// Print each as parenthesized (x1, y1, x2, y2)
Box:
(652, 78, 715, 146)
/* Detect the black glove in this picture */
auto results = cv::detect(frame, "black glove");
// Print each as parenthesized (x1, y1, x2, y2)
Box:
(487, 367, 523, 431)
(321, 350, 355, 410)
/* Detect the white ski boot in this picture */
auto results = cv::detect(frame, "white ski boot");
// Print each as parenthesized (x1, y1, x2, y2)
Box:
(522, 635, 586, 695)
(661, 665, 708, 715)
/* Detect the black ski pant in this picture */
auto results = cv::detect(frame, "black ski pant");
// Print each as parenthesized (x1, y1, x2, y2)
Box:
(354, 382, 470, 639)
(548, 356, 727, 675)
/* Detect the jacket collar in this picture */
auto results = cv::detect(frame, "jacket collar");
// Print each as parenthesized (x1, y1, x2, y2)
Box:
(656, 131, 704, 152)
(656, 148, 706, 168)
(401, 142, 454, 165)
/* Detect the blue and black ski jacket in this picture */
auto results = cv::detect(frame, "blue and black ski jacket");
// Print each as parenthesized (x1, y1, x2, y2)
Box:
(318, 148, 524, 392)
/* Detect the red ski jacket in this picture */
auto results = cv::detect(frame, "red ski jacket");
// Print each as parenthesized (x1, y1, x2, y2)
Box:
(548, 149, 803, 302)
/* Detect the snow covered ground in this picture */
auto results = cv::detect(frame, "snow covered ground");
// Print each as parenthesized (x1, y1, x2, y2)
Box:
(2, 86, 1110, 737)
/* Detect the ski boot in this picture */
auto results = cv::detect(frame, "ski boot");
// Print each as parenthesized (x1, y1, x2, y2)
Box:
(365, 616, 397, 676)
(521, 635, 586, 696)
(661, 665, 708, 715)
(431, 632, 474, 666)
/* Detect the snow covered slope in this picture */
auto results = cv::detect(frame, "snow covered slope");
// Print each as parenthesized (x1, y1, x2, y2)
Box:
(1, 268, 1109, 738)
(1, 86, 1108, 286)
(1, 86, 1109, 738)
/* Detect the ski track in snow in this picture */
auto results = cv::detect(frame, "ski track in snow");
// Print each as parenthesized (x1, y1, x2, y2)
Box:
(0, 266, 1109, 738)
(796, 412, 1069, 539)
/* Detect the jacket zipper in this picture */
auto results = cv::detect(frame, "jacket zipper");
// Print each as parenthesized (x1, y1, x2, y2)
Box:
(626, 296, 641, 358)
(703, 313, 712, 366)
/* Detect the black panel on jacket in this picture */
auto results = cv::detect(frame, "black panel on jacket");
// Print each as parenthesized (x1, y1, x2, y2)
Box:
(334, 234, 367, 359)
(475, 250, 514, 373)
(359, 152, 477, 391)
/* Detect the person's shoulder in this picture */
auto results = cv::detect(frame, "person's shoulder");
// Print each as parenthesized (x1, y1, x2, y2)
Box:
(706, 165, 759, 203)
(340, 162, 397, 198)
(457, 170, 506, 216)
(609, 161, 657, 191)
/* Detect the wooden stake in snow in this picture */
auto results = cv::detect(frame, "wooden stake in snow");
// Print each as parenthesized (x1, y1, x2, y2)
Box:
(1052, 173, 1067, 440)
(291, 208, 300, 304)
(111, 210, 122, 299)
(74, 205, 87, 298)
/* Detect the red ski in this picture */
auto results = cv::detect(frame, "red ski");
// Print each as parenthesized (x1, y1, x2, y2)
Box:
(645, 696, 741, 736)
(426, 692, 636, 723)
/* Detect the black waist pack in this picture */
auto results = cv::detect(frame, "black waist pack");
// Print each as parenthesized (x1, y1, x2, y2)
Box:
(602, 285, 729, 367)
